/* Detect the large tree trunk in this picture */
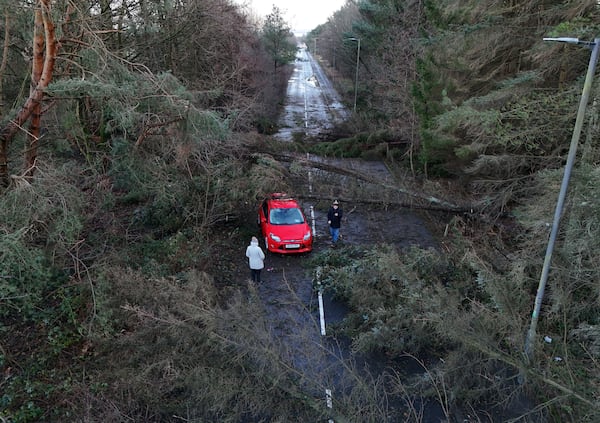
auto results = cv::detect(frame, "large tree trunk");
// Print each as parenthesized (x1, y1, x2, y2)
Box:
(24, 4, 45, 179)
(0, 0, 57, 185)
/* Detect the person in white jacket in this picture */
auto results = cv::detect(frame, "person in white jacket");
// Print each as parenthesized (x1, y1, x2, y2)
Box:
(245, 236, 265, 282)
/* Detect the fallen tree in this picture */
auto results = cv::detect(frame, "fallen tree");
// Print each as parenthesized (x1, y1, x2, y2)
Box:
(270, 151, 472, 213)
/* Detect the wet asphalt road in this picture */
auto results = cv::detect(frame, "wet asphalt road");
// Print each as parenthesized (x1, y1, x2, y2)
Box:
(275, 47, 349, 141)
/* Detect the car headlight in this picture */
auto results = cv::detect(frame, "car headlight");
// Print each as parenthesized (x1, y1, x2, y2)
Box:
(303, 231, 311, 241)
(270, 233, 281, 242)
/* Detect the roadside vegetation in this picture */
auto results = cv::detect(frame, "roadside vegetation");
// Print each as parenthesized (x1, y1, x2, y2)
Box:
(1, 0, 599, 422)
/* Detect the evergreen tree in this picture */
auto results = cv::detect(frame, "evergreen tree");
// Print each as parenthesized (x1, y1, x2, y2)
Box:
(261, 6, 297, 72)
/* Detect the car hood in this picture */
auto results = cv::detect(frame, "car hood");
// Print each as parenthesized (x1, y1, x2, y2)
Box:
(270, 224, 310, 240)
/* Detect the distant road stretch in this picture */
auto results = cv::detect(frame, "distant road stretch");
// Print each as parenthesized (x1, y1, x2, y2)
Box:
(275, 47, 349, 141)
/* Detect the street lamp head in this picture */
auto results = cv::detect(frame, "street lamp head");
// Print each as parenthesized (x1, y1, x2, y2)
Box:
(543, 37, 580, 44)
(543, 37, 597, 48)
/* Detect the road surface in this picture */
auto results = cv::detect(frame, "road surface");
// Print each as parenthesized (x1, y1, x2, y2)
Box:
(275, 47, 349, 141)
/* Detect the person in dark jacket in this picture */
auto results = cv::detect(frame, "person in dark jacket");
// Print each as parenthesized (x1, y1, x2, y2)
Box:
(327, 200, 343, 245)
(246, 236, 265, 282)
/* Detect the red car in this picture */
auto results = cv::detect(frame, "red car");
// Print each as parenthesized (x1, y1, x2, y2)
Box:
(258, 193, 313, 253)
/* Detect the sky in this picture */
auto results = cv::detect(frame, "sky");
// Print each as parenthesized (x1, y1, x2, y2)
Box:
(234, 0, 347, 35)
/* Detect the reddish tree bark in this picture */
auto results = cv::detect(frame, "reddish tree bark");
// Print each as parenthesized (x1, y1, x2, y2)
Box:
(24, 4, 45, 178)
(0, 0, 57, 185)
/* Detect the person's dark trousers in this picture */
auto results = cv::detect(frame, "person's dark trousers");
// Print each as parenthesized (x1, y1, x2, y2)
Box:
(251, 269, 261, 282)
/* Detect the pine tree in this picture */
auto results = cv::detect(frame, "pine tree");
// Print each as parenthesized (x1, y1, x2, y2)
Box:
(261, 6, 297, 72)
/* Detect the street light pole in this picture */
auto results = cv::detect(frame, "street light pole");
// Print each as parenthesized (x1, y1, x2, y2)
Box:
(524, 37, 600, 363)
(347, 37, 361, 113)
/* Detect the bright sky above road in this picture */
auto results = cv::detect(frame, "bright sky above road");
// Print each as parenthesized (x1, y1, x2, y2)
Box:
(234, 0, 347, 34)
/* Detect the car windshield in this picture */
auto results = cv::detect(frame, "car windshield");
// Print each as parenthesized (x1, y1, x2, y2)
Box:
(269, 207, 305, 225)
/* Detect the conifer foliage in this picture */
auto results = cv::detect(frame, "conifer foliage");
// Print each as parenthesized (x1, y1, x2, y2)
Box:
(261, 5, 298, 72)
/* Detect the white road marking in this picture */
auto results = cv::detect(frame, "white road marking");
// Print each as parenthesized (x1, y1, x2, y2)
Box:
(318, 289, 326, 336)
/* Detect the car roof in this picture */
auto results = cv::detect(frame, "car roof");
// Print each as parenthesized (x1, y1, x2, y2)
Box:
(266, 193, 300, 209)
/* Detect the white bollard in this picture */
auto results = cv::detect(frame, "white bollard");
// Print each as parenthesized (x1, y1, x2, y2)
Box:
(310, 206, 316, 237)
